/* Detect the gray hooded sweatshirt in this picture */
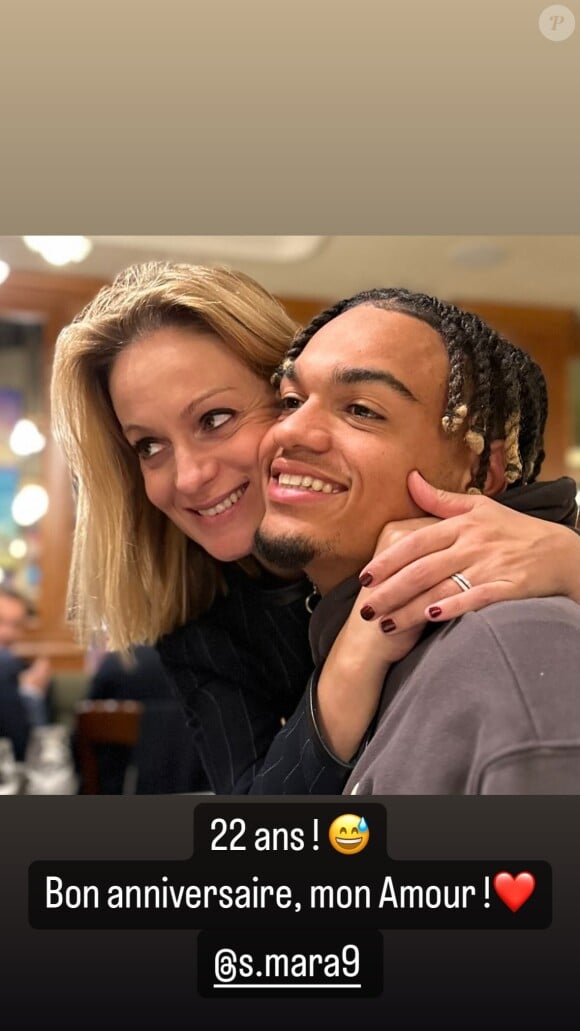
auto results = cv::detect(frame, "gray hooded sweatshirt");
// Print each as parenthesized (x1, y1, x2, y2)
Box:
(307, 479, 580, 794)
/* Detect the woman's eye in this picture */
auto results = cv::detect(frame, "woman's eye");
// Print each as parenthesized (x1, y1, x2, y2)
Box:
(133, 438, 164, 459)
(348, 403, 382, 420)
(200, 409, 234, 431)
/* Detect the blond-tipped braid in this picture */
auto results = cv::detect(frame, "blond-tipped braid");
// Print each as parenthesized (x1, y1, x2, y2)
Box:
(503, 412, 523, 484)
(464, 429, 485, 456)
(441, 405, 486, 458)
(441, 404, 468, 434)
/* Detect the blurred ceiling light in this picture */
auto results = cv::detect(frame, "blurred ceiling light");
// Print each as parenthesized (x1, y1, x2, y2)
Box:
(0, 259, 10, 284)
(565, 446, 580, 470)
(8, 539, 28, 560)
(9, 419, 46, 457)
(95, 235, 326, 263)
(11, 484, 49, 527)
(22, 236, 93, 267)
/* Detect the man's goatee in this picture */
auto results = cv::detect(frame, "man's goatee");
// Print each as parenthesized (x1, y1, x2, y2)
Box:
(253, 529, 316, 569)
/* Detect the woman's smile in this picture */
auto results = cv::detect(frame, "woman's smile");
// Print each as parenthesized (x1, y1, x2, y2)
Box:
(188, 481, 249, 518)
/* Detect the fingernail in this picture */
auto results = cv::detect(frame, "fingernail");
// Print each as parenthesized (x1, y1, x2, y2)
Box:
(428, 606, 442, 618)
(359, 572, 373, 587)
(380, 618, 396, 633)
(360, 605, 375, 621)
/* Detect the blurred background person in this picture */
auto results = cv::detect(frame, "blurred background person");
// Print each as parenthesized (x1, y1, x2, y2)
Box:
(0, 586, 52, 759)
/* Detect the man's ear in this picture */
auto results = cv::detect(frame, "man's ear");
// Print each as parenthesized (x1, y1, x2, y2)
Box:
(482, 439, 507, 497)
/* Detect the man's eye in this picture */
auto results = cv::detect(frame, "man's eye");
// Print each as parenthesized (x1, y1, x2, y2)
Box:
(132, 438, 164, 459)
(200, 410, 234, 431)
(348, 404, 382, 420)
(278, 395, 303, 413)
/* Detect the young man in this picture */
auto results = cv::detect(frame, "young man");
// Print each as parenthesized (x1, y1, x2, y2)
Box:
(255, 288, 580, 794)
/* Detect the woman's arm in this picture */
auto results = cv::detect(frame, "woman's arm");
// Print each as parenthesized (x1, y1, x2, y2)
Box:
(357, 472, 580, 631)
(313, 582, 422, 763)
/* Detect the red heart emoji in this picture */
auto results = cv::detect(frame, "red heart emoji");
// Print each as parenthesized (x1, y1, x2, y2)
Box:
(493, 871, 536, 912)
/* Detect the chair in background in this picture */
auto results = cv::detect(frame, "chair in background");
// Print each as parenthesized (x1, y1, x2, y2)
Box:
(75, 700, 143, 794)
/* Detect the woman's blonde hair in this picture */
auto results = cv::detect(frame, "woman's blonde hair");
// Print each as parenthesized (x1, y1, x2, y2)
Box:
(51, 262, 298, 651)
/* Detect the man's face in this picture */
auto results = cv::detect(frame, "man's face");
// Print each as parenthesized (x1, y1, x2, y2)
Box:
(256, 305, 476, 593)
(0, 594, 28, 648)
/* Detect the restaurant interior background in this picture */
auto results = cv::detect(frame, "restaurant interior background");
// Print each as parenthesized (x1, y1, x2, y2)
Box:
(0, 233, 579, 692)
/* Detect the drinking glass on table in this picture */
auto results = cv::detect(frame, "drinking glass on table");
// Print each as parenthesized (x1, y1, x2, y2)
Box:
(24, 725, 78, 795)
(0, 737, 20, 794)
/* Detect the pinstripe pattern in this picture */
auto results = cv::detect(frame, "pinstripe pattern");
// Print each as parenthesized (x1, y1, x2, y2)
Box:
(157, 564, 349, 794)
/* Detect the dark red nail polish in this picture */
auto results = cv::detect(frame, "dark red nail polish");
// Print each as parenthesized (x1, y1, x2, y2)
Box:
(359, 572, 373, 587)
(380, 618, 396, 633)
(428, 606, 442, 618)
(360, 605, 375, 621)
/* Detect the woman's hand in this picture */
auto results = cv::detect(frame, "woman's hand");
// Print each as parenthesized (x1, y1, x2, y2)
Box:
(357, 470, 580, 633)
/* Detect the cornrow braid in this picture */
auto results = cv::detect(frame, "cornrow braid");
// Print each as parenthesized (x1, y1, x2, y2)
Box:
(515, 351, 548, 484)
(438, 316, 470, 436)
(272, 287, 547, 489)
(445, 309, 494, 491)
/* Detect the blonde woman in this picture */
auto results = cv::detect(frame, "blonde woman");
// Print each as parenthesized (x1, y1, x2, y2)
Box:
(51, 263, 580, 793)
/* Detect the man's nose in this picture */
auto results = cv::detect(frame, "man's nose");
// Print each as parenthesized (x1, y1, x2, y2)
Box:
(173, 446, 219, 495)
(273, 401, 332, 453)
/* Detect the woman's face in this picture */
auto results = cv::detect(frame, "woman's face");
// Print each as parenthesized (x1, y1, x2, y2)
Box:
(109, 326, 278, 561)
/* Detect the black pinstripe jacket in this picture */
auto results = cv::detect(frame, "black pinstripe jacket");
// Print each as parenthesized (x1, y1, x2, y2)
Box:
(156, 564, 351, 794)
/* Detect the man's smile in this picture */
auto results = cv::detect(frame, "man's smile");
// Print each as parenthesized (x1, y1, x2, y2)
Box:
(268, 458, 347, 502)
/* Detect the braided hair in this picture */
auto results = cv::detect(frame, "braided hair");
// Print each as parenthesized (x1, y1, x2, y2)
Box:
(271, 288, 548, 491)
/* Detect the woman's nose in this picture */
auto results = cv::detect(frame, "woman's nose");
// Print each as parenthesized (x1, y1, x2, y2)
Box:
(173, 447, 219, 495)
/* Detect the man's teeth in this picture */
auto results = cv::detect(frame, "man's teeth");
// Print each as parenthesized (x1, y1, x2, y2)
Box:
(197, 487, 245, 517)
(277, 473, 341, 494)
